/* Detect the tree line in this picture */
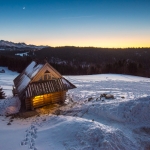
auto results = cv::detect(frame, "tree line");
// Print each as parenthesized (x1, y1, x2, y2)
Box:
(0, 55, 32, 73)
(0, 46, 150, 77)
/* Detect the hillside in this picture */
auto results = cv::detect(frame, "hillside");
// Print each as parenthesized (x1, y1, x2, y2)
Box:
(1, 46, 150, 76)
(36, 47, 150, 65)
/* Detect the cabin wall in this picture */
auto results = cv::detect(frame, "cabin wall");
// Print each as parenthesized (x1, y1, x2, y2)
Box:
(25, 98, 32, 110)
(25, 91, 66, 110)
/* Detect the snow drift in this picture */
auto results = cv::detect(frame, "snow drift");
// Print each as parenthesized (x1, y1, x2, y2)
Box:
(0, 96, 20, 115)
(32, 116, 139, 150)
(78, 96, 150, 125)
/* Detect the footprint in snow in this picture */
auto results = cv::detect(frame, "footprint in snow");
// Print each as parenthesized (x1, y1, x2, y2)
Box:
(25, 137, 29, 141)
(31, 138, 35, 143)
(21, 125, 38, 150)
(21, 141, 24, 146)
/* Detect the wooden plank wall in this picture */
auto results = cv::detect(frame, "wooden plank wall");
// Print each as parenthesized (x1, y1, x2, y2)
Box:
(25, 91, 66, 110)
(25, 98, 32, 110)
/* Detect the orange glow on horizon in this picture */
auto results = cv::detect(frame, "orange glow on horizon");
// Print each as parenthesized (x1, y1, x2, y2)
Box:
(21, 35, 150, 48)
(26, 40, 150, 49)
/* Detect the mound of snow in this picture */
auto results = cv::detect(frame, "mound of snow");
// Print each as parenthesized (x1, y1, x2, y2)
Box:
(0, 96, 20, 115)
(32, 115, 138, 150)
(86, 96, 150, 125)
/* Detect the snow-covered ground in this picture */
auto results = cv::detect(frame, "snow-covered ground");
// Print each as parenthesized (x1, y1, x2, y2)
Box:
(0, 67, 19, 97)
(15, 52, 28, 56)
(0, 69, 150, 150)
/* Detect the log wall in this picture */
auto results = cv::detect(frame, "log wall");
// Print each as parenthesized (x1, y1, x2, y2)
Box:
(25, 91, 66, 110)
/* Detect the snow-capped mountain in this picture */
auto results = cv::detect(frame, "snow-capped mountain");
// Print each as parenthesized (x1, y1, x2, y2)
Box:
(0, 40, 47, 50)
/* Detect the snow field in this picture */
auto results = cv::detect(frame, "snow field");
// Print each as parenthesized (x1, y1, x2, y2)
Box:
(0, 70, 150, 149)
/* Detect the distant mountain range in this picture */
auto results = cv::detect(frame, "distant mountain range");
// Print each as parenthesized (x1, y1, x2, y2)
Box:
(0, 40, 47, 50)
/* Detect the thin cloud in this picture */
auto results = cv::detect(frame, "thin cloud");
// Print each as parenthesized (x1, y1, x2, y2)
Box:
(61, 15, 94, 20)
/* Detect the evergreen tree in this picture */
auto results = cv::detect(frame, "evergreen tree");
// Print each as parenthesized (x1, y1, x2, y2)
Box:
(0, 86, 6, 99)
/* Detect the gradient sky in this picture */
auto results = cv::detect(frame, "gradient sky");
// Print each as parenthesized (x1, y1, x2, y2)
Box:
(0, 0, 150, 48)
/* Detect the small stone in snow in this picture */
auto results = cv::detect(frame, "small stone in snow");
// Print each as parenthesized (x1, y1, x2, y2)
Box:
(7, 122, 11, 125)
(88, 97, 93, 101)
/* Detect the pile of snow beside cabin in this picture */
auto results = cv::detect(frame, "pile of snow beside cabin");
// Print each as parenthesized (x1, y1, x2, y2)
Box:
(0, 67, 20, 115)
(0, 68, 150, 149)
(0, 96, 20, 115)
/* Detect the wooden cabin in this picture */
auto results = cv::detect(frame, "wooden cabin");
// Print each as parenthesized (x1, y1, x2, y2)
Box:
(13, 61, 76, 110)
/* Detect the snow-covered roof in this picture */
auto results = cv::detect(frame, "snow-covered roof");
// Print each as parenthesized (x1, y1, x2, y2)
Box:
(25, 78, 76, 98)
(14, 61, 44, 96)
(14, 61, 76, 98)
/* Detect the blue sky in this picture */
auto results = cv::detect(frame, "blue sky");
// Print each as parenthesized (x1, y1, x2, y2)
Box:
(0, 0, 150, 47)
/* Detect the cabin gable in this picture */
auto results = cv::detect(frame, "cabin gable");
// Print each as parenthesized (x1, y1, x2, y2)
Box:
(31, 63, 62, 82)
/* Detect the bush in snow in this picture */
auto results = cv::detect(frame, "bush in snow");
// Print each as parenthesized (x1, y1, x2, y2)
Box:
(0, 86, 6, 99)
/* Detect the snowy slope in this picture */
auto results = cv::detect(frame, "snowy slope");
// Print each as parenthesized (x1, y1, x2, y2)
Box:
(0, 71, 150, 150)
(65, 74, 150, 105)
(0, 67, 19, 97)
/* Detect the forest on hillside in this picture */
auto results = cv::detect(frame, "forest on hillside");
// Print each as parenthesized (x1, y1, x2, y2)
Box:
(0, 47, 150, 77)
